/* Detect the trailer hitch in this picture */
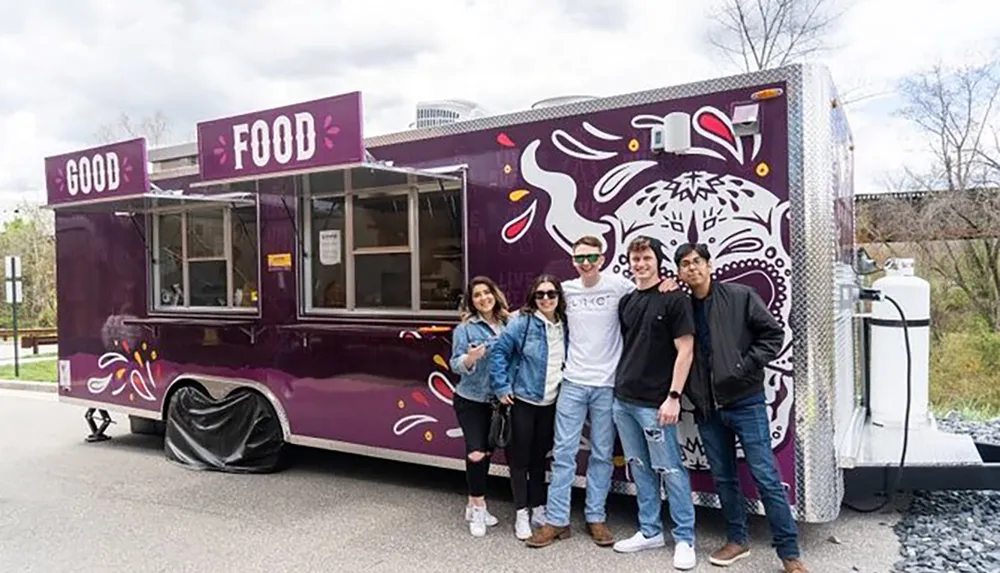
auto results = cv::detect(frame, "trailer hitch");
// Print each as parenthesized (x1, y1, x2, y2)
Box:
(84, 408, 115, 442)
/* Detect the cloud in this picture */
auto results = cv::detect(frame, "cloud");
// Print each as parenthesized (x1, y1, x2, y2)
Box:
(0, 0, 997, 207)
(553, 0, 632, 30)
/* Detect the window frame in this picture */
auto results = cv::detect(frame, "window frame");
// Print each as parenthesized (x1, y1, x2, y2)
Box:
(147, 192, 262, 317)
(298, 166, 467, 319)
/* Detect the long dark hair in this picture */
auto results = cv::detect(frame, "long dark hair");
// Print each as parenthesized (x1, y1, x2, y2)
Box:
(520, 274, 567, 323)
(459, 276, 510, 323)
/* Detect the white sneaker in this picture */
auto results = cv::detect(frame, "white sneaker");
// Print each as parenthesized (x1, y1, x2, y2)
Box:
(530, 505, 546, 528)
(613, 530, 666, 553)
(468, 506, 488, 537)
(465, 505, 499, 527)
(514, 508, 532, 540)
(673, 541, 697, 570)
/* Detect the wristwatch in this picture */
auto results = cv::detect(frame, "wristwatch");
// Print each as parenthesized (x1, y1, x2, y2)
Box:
(668, 390, 681, 400)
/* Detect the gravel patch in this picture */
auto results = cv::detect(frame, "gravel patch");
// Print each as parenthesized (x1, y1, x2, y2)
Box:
(893, 491, 1000, 572)
(892, 415, 1000, 573)
(936, 412, 1000, 445)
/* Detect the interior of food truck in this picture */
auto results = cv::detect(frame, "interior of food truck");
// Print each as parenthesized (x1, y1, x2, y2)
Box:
(149, 185, 261, 313)
(172, 160, 468, 320)
(293, 163, 466, 316)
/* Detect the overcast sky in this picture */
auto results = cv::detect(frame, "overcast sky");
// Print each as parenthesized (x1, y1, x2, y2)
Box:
(0, 0, 997, 218)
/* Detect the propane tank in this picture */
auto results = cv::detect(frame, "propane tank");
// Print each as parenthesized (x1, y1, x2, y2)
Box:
(868, 258, 931, 428)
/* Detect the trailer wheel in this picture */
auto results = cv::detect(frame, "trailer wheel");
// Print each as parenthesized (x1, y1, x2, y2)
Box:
(164, 384, 287, 473)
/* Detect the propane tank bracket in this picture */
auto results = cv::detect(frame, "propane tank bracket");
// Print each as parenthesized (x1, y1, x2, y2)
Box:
(859, 288, 882, 301)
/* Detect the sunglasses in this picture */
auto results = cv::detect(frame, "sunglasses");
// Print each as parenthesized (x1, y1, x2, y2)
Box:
(534, 290, 559, 300)
(573, 254, 601, 264)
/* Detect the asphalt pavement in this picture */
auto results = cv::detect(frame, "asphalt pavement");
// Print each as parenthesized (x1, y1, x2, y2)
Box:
(0, 389, 903, 572)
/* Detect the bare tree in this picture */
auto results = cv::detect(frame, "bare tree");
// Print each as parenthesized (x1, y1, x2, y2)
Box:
(705, 0, 844, 73)
(861, 61, 1000, 332)
(896, 62, 1000, 192)
(95, 111, 171, 146)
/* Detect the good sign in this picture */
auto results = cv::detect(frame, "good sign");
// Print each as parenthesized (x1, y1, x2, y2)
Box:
(232, 113, 316, 171)
(66, 151, 122, 196)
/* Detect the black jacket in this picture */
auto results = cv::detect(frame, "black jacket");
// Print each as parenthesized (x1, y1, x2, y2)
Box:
(685, 281, 785, 414)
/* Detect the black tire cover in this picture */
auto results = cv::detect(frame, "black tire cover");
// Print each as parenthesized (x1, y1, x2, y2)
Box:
(165, 386, 286, 473)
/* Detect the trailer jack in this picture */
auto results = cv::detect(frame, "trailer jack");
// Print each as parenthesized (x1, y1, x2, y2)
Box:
(84, 408, 114, 442)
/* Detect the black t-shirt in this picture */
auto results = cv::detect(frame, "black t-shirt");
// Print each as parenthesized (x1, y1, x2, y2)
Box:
(614, 282, 696, 408)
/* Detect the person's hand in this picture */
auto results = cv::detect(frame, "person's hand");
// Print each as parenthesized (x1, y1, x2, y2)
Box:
(500, 394, 514, 405)
(467, 343, 486, 362)
(658, 397, 680, 425)
(658, 278, 680, 292)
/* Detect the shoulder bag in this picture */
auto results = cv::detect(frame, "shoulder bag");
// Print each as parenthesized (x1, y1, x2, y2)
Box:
(488, 314, 531, 449)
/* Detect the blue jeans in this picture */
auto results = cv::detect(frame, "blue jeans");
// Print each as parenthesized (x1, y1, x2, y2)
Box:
(545, 380, 616, 526)
(612, 398, 695, 544)
(696, 392, 800, 560)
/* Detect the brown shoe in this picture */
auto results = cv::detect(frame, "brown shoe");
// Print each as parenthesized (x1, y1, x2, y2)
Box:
(708, 542, 751, 566)
(782, 558, 809, 572)
(586, 522, 616, 547)
(524, 524, 571, 548)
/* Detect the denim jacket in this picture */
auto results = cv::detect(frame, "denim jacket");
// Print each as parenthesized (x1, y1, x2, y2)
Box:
(488, 311, 569, 403)
(449, 315, 506, 403)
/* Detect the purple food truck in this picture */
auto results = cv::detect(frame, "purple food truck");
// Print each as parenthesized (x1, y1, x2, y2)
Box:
(45, 63, 998, 524)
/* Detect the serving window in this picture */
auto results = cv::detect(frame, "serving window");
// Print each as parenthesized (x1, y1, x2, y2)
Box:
(300, 166, 465, 315)
(149, 183, 260, 314)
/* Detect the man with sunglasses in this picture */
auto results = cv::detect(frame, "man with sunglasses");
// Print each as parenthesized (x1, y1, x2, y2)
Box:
(673, 243, 808, 573)
(526, 235, 675, 549)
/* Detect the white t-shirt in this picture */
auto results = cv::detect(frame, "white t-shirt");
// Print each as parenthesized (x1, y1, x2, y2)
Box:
(561, 271, 636, 387)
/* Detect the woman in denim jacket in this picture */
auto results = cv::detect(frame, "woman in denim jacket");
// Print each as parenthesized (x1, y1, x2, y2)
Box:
(488, 273, 569, 541)
(449, 276, 511, 537)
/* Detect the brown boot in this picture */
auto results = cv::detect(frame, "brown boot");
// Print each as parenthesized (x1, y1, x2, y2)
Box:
(782, 558, 809, 572)
(524, 524, 571, 548)
(586, 522, 615, 547)
(708, 542, 751, 566)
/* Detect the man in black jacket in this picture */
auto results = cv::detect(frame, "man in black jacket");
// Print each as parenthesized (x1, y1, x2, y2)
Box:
(674, 243, 809, 573)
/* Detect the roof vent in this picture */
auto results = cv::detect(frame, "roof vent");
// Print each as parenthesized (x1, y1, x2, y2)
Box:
(530, 95, 599, 110)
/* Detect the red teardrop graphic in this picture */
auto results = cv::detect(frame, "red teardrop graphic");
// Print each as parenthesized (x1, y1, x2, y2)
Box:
(503, 212, 530, 241)
(501, 201, 537, 243)
(698, 113, 735, 144)
(411, 390, 430, 407)
(496, 133, 515, 147)
(429, 373, 455, 400)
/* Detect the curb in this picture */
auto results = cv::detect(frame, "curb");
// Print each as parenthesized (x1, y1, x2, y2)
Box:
(0, 380, 57, 393)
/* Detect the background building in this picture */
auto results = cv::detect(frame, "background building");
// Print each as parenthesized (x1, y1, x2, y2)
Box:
(411, 99, 489, 128)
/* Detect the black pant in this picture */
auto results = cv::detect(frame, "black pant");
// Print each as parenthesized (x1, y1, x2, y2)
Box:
(453, 394, 493, 497)
(507, 398, 557, 510)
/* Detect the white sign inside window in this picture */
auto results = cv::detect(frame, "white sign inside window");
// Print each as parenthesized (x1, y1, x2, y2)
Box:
(318, 229, 342, 266)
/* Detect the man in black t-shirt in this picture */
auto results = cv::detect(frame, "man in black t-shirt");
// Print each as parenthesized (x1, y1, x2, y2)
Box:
(610, 236, 698, 571)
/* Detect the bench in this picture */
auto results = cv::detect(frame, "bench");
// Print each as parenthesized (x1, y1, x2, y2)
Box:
(21, 334, 58, 355)
(1, 328, 59, 355)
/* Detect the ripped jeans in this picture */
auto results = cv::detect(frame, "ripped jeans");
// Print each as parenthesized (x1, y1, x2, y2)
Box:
(612, 398, 695, 545)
